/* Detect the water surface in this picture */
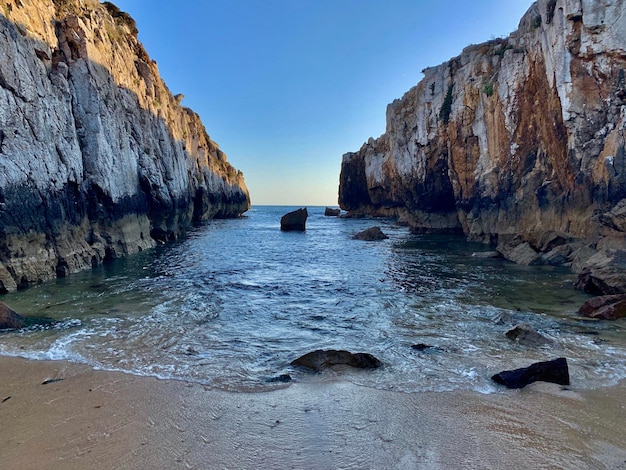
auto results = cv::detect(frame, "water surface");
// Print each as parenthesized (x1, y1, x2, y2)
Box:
(1, 206, 625, 392)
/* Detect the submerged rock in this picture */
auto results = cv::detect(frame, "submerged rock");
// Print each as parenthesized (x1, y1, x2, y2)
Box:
(281, 208, 308, 232)
(291, 349, 382, 372)
(0, 302, 26, 330)
(491, 358, 570, 389)
(505, 324, 553, 347)
(471, 251, 502, 259)
(324, 207, 341, 216)
(578, 294, 626, 320)
(353, 227, 388, 241)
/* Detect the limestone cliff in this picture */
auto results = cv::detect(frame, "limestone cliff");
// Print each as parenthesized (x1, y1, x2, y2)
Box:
(339, 0, 626, 291)
(0, 0, 250, 292)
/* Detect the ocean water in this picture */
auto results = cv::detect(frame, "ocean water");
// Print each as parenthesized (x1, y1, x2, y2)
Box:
(1, 206, 625, 393)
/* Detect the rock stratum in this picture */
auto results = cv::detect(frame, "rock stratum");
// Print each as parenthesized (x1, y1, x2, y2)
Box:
(340, 0, 626, 292)
(0, 0, 250, 292)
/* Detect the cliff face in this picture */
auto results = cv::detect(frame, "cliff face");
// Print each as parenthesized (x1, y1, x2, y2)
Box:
(0, 0, 250, 292)
(340, 0, 626, 249)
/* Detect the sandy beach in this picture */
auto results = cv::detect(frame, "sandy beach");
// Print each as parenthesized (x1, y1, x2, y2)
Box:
(0, 357, 625, 469)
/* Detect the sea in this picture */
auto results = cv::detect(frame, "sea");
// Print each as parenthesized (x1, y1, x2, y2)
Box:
(1, 206, 625, 393)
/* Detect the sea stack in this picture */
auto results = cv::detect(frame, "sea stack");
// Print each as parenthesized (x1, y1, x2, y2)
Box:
(338, 0, 626, 289)
(0, 0, 250, 292)
(280, 208, 308, 232)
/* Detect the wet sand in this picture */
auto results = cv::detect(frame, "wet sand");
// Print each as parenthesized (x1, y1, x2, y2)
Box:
(0, 356, 625, 470)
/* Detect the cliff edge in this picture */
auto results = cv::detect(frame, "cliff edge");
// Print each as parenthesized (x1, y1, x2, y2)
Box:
(0, 0, 250, 292)
(339, 0, 626, 293)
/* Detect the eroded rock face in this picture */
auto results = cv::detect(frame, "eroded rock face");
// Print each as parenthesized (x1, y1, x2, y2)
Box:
(0, 0, 250, 291)
(339, 0, 626, 251)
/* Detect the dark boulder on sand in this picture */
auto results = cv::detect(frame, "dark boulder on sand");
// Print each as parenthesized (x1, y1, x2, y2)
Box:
(0, 302, 26, 330)
(291, 349, 382, 372)
(281, 208, 308, 231)
(491, 357, 570, 389)
(353, 227, 388, 241)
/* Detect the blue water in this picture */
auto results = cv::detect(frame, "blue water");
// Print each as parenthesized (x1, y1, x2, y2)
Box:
(1, 206, 625, 392)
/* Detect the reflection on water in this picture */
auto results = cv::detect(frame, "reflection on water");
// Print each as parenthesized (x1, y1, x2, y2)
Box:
(1, 206, 625, 392)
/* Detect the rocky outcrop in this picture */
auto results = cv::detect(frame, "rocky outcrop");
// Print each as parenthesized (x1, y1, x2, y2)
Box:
(339, 0, 626, 273)
(0, 0, 250, 292)
(324, 207, 341, 216)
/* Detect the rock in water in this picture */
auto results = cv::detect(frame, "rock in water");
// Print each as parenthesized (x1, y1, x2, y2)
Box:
(0, 302, 26, 330)
(578, 294, 626, 320)
(0, 1, 250, 292)
(324, 207, 341, 216)
(505, 324, 553, 347)
(281, 208, 308, 231)
(291, 349, 382, 372)
(353, 227, 388, 241)
(491, 358, 570, 389)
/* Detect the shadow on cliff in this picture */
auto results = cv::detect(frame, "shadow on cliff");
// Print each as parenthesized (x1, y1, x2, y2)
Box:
(0, 11, 250, 291)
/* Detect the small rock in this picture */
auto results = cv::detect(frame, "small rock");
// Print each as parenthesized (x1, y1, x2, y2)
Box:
(491, 357, 570, 389)
(291, 349, 382, 372)
(324, 207, 341, 216)
(280, 208, 308, 232)
(505, 324, 553, 347)
(266, 374, 293, 383)
(471, 251, 502, 259)
(353, 227, 388, 241)
(578, 294, 626, 320)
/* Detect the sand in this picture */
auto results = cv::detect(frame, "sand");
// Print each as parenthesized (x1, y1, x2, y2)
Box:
(0, 356, 625, 470)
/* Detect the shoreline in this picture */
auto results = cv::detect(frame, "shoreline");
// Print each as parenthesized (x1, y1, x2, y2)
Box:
(1, 356, 625, 469)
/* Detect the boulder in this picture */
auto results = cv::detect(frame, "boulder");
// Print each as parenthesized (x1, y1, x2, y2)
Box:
(291, 349, 382, 372)
(575, 250, 626, 295)
(0, 302, 26, 330)
(491, 358, 570, 389)
(353, 227, 388, 241)
(280, 208, 308, 231)
(578, 294, 626, 320)
(497, 241, 542, 266)
(505, 324, 553, 347)
(324, 207, 341, 216)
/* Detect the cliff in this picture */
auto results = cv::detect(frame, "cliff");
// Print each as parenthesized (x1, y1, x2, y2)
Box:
(339, 0, 626, 292)
(0, 0, 250, 292)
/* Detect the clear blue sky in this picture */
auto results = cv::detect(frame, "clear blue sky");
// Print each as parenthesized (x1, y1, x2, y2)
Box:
(111, 0, 535, 206)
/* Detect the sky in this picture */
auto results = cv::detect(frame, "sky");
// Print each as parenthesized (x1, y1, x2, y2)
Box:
(111, 0, 535, 206)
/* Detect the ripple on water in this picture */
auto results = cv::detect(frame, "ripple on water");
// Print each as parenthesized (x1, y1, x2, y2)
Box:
(1, 207, 625, 392)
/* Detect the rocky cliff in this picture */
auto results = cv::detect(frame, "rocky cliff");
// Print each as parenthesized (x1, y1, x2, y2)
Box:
(0, 0, 250, 292)
(339, 0, 626, 293)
